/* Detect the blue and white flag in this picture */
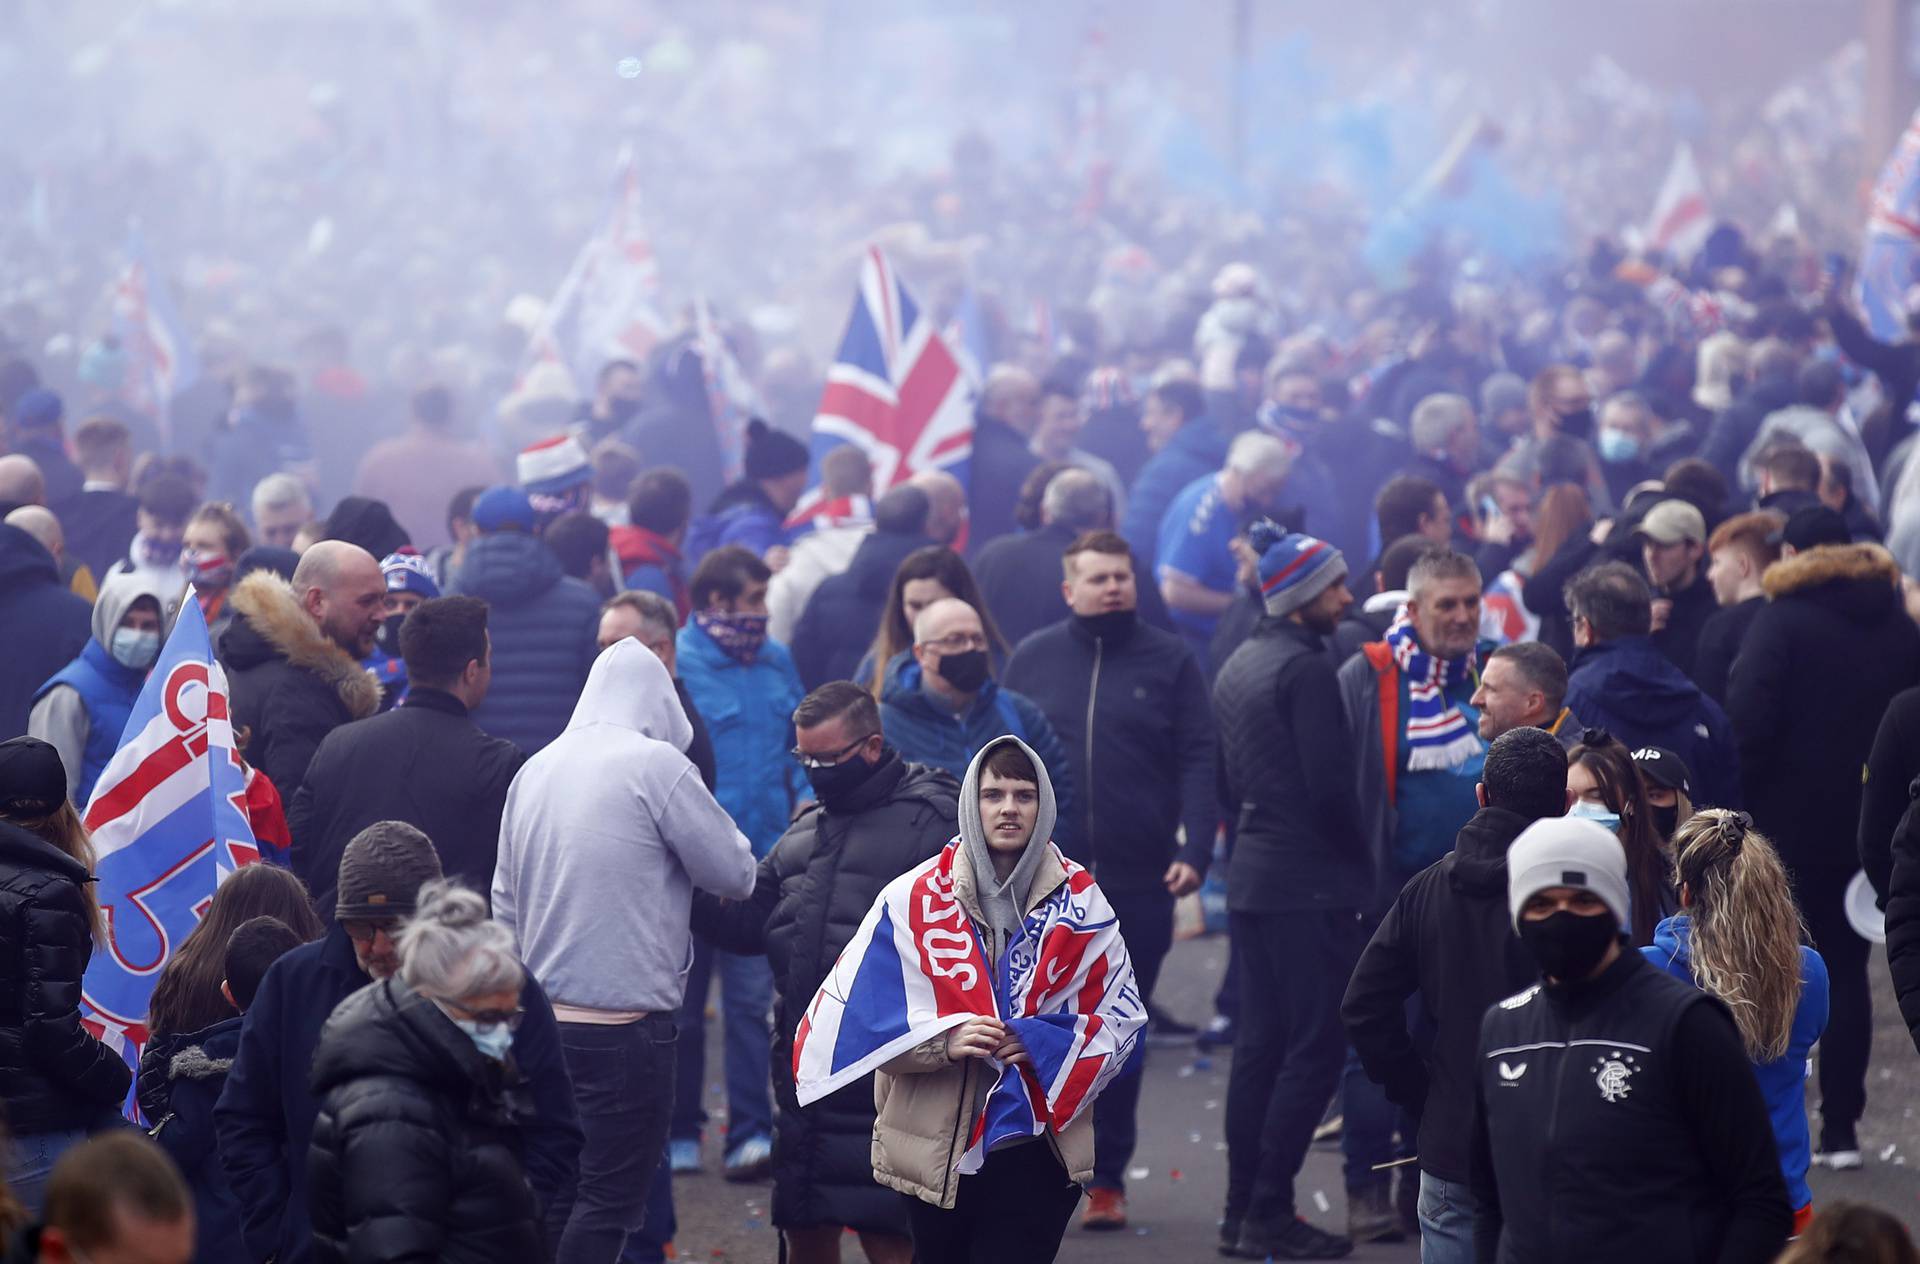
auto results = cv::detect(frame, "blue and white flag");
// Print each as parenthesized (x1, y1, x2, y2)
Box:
(1859, 108, 1920, 341)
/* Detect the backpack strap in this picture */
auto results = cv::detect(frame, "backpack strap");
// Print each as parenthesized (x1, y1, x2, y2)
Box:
(1361, 641, 1400, 804)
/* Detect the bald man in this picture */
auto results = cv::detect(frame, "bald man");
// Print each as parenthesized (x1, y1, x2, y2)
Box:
(0, 452, 47, 515)
(219, 539, 385, 802)
(969, 365, 1044, 554)
(908, 468, 967, 547)
(4, 503, 93, 601)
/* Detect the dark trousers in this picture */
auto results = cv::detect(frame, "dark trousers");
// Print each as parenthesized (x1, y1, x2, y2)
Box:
(903, 1140, 1083, 1264)
(1092, 886, 1174, 1192)
(671, 937, 712, 1141)
(548, 1015, 678, 1264)
(1224, 908, 1362, 1227)
(1799, 866, 1871, 1130)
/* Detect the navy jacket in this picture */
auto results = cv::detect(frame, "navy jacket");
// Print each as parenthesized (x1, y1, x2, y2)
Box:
(791, 528, 931, 689)
(1563, 636, 1740, 809)
(214, 925, 581, 1264)
(141, 1017, 247, 1264)
(449, 531, 601, 755)
(1121, 420, 1225, 574)
(0, 524, 91, 744)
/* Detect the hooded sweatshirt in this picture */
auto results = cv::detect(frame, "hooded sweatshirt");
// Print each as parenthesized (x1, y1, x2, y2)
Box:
(956, 735, 1058, 969)
(30, 571, 175, 804)
(492, 639, 756, 1014)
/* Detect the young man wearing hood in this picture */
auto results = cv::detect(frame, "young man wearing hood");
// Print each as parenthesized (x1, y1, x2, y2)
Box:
(800, 735, 1141, 1264)
(28, 572, 173, 806)
(493, 639, 756, 1262)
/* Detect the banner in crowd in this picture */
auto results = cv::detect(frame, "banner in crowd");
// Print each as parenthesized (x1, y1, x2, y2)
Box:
(79, 594, 260, 1089)
(1858, 107, 1920, 341)
(805, 246, 973, 505)
(1646, 143, 1712, 260)
(111, 224, 200, 445)
(695, 295, 766, 485)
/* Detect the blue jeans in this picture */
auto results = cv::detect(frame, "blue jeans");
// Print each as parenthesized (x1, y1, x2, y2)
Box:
(548, 1016, 678, 1264)
(1416, 1172, 1478, 1264)
(674, 942, 774, 1148)
(5, 1128, 89, 1217)
(1340, 1048, 1412, 1188)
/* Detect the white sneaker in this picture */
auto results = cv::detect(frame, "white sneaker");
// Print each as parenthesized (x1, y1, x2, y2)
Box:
(1813, 1148, 1863, 1171)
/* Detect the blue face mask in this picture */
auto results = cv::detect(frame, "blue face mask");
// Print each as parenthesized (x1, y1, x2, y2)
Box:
(435, 1001, 513, 1061)
(1596, 428, 1641, 464)
(1568, 798, 1622, 834)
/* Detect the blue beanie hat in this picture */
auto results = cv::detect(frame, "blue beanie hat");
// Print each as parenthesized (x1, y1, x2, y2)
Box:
(381, 549, 441, 599)
(11, 388, 63, 432)
(1251, 519, 1347, 618)
(472, 485, 536, 534)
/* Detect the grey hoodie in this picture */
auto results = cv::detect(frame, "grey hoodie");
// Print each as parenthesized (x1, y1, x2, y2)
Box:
(492, 638, 755, 1014)
(28, 571, 176, 793)
(958, 734, 1058, 965)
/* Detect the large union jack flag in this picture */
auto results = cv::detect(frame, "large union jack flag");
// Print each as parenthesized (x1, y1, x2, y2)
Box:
(807, 247, 973, 503)
(794, 840, 1142, 1171)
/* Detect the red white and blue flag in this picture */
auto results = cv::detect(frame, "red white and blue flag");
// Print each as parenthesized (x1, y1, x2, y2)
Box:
(805, 247, 973, 510)
(794, 841, 1142, 1168)
(1860, 108, 1920, 341)
(112, 225, 199, 444)
(79, 594, 260, 1083)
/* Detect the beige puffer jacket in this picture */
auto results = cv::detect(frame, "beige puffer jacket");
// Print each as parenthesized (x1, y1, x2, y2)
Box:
(868, 840, 1095, 1209)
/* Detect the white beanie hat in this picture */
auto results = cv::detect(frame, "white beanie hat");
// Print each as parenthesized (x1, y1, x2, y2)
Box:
(1506, 816, 1632, 932)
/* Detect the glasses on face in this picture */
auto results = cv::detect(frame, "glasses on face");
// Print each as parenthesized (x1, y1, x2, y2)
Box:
(922, 632, 988, 654)
(341, 918, 399, 945)
(440, 998, 525, 1031)
(791, 734, 873, 769)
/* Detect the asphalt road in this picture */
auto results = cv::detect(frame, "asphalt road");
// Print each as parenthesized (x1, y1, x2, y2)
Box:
(665, 933, 1920, 1261)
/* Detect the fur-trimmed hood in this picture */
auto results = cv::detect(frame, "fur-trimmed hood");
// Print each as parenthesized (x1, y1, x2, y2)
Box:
(223, 570, 380, 720)
(1763, 542, 1903, 623)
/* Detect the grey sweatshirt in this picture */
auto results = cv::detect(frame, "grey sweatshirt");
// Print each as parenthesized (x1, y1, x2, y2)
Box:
(492, 638, 756, 1013)
(957, 735, 1058, 970)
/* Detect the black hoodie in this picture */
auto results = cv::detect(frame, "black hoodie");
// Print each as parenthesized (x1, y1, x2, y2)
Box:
(1341, 804, 1541, 1184)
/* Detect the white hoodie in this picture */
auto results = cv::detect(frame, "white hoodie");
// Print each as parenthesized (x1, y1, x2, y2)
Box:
(492, 638, 755, 1013)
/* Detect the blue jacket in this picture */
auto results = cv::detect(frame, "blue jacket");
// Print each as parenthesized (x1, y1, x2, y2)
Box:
(878, 655, 1076, 849)
(675, 622, 807, 857)
(685, 482, 788, 563)
(1121, 419, 1225, 572)
(1563, 636, 1741, 809)
(142, 1017, 246, 1264)
(449, 531, 602, 754)
(0, 523, 91, 743)
(1643, 914, 1829, 1211)
(33, 639, 144, 806)
(213, 925, 581, 1264)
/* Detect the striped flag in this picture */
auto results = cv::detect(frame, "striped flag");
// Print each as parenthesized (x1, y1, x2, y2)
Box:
(1646, 143, 1712, 260)
(794, 841, 1143, 1170)
(1859, 108, 1920, 340)
(112, 225, 199, 444)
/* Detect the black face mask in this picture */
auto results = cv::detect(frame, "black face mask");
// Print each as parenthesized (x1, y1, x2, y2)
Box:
(1558, 405, 1595, 442)
(1517, 909, 1619, 982)
(939, 648, 991, 693)
(1073, 610, 1136, 641)
(807, 750, 881, 809)
(1653, 805, 1679, 840)
(377, 613, 407, 655)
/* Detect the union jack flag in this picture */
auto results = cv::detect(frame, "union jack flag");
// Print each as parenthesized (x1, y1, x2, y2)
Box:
(794, 840, 1142, 1170)
(78, 594, 260, 1099)
(807, 247, 973, 502)
(111, 225, 199, 444)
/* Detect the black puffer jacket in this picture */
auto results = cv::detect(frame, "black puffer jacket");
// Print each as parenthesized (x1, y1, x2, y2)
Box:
(1886, 778, 1920, 1054)
(0, 819, 131, 1132)
(693, 752, 958, 1233)
(307, 978, 544, 1264)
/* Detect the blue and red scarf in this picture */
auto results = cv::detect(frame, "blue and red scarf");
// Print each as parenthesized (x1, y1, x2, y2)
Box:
(1384, 609, 1482, 771)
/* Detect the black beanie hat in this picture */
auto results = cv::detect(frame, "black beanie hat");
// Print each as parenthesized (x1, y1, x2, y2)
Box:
(335, 821, 443, 921)
(322, 496, 412, 560)
(743, 418, 809, 481)
(0, 737, 67, 817)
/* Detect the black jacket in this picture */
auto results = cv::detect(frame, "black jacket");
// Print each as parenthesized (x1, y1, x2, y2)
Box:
(1330, 597, 1400, 667)
(1003, 611, 1216, 890)
(1470, 951, 1791, 1264)
(308, 978, 545, 1263)
(1341, 805, 1541, 1184)
(694, 753, 957, 1234)
(1728, 544, 1920, 878)
(791, 528, 931, 689)
(0, 523, 92, 745)
(678, 678, 717, 792)
(1651, 573, 1717, 684)
(219, 571, 382, 804)
(140, 1017, 246, 1264)
(1211, 617, 1369, 912)
(1861, 687, 1920, 903)
(1885, 777, 1920, 1053)
(1693, 596, 1764, 707)
(62, 487, 141, 583)
(288, 689, 526, 918)
(966, 413, 1041, 556)
(0, 820, 130, 1133)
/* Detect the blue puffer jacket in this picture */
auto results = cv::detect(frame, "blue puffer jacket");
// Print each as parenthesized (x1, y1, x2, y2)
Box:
(685, 482, 787, 563)
(32, 640, 143, 806)
(1121, 419, 1226, 573)
(878, 654, 1076, 850)
(449, 531, 601, 754)
(675, 621, 807, 856)
(1643, 914, 1829, 1212)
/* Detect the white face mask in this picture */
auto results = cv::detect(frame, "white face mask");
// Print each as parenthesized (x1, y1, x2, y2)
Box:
(432, 997, 513, 1061)
(1568, 798, 1622, 834)
(109, 627, 161, 670)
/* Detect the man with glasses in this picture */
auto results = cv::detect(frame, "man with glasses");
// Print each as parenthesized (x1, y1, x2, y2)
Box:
(878, 596, 1075, 839)
(215, 821, 581, 1264)
(693, 682, 958, 1264)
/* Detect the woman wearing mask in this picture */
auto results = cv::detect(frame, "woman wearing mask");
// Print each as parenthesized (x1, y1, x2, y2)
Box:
(0, 737, 134, 1213)
(308, 879, 545, 1262)
(1644, 810, 1829, 1234)
(181, 502, 250, 639)
(1632, 746, 1695, 847)
(859, 547, 1009, 698)
(1567, 729, 1675, 945)
(27, 573, 173, 806)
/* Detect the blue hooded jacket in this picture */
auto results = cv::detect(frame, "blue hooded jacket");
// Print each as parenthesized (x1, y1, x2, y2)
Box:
(1562, 636, 1741, 809)
(675, 620, 807, 857)
(1121, 417, 1226, 573)
(1642, 914, 1828, 1211)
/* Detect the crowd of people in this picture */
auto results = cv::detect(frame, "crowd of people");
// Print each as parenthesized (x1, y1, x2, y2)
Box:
(12, 57, 1920, 1257)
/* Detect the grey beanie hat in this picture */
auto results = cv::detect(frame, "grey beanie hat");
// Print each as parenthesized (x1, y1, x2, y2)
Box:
(1506, 816, 1631, 932)
(336, 821, 444, 921)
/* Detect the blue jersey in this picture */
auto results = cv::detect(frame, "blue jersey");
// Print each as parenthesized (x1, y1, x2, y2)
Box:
(1155, 473, 1240, 652)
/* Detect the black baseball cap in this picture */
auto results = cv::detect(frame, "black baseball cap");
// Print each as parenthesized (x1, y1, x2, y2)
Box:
(0, 737, 68, 817)
(1771, 505, 1850, 552)
(1631, 746, 1693, 798)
